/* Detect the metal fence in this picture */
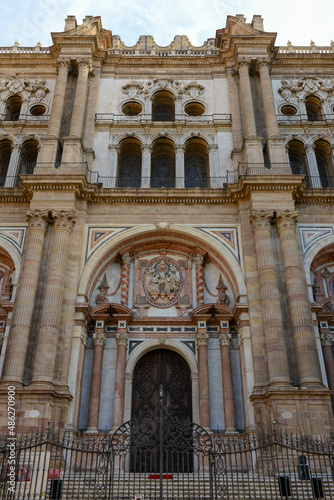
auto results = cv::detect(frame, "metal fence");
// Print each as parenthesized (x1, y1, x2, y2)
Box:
(0, 424, 333, 500)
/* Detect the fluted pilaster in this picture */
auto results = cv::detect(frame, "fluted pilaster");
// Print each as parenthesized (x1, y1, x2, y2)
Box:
(69, 59, 91, 138)
(275, 210, 323, 388)
(219, 328, 236, 431)
(1, 210, 49, 384)
(238, 59, 257, 138)
(48, 59, 70, 138)
(196, 325, 210, 429)
(250, 210, 292, 389)
(32, 210, 76, 384)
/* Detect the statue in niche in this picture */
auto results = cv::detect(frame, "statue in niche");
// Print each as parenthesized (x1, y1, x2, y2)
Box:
(216, 274, 230, 306)
(312, 276, 324, 303)
(95, 273, 110, 304)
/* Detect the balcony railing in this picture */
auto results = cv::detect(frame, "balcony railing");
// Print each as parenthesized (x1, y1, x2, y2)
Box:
(0, 113, 50, 123)
(95, 113, 231, 123)
(277, 113, 334, 123)
(1, 161, 332, 191)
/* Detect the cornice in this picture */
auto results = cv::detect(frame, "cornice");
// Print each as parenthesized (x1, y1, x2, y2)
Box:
(295, 188, 334, 204)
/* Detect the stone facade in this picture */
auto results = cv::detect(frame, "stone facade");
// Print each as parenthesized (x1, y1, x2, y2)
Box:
(0, 14, 333, 437)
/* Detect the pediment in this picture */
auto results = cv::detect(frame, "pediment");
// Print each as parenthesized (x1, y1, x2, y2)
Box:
(226, 16, 264, 37)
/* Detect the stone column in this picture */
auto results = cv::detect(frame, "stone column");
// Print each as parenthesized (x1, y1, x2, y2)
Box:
(4, 144, 21, 187)
(194, 255, 205, 306)
(208, 144, 219, 187)
(112, 324, 128, 429)
(120, 255, 131, 306)
(106, 145, 119, 188)
(226, 65, 243, 153)
(305, 144, 322, 187)
(219, 324, 236, 432)
(86, 328, 106, 432)
(275, 211, 323, 388)
(175, 145, 185, 187)
(196, 322, 210, 429)
(48, 59, 70, 138)
(69, 60, 91, 138)
(32, 211, 76, 384)
(38, 59, 70, 163)
(238, 59, 257, 138)
(141, 145, 151, 188)
(258, 60, 287, 164)
(1, 210, 49, 384)
(250, 210, 292, 389)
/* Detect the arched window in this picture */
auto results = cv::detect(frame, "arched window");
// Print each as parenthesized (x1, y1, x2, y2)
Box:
(305, 95, 322, 121)
(184, 138, 209, 188)
(151, 138, 175, 188)
(19, 139, 39, 176)
(117, 138, 142, 188)
(287, 140, 307, 175)
(0, 140, 12, 186)
(4, 95, 22, 121)
(314, 140, 333, 187)
(152, 91, 175, 121)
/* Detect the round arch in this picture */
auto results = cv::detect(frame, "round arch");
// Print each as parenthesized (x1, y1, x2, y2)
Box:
(0, 237, 22, 287)
(304, 233, 334, 284)
(78, 224, 246, 301)
(123, 339, 199, 423)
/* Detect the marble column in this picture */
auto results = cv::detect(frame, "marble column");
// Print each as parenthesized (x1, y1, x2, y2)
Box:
(1, 210, 49, 384)
(86, 328, 106, 431)
(107, 145, 119, 188)
(175, 145, 185, 187)
(275, 210, 323, 388)
(69, 59, 91, 138)
(32, 211, 76, 384)
(320, 330, 334, 412)
(194, 255, 205, 306)
(250, 210, 292, 389)
(305, 144, 322, 187)
(219, 326, 236, 432)
(141, 145, 151, 188)
(238, 59, 257, 138)
(112, 326, 128, 429)
(196, 323, 210, 429)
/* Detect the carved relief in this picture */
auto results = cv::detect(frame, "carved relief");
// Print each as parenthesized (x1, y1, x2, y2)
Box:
(142, 257, 183, 307)
(95, 273, 110, 304)
(216, 274, 230, 306)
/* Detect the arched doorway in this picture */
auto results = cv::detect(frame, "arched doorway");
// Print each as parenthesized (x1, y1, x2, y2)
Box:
(131, 349, 192, 421)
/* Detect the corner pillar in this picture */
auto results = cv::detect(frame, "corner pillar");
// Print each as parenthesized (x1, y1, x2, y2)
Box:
(319, 325, 334, 412)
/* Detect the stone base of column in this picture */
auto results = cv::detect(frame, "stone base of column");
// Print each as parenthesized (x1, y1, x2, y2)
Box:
(37, 136, 61, 165)
(85, 427, 99, 433)
(266, 137, 291, 165)
(251, 389, 334, 438)
(61, 136, 84, 164)
(242, 137, 264, 164)
(267, 380, 294, 391)
(0, 386, 72, 433)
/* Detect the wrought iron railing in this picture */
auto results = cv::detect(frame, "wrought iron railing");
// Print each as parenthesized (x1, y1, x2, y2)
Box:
(0, 425, 333, 500)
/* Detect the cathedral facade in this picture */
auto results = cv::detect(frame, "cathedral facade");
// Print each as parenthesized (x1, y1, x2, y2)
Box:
(0, 14, 333, 438)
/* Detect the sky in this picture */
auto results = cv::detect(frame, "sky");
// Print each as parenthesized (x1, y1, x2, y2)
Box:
(0, 0, 333, 49)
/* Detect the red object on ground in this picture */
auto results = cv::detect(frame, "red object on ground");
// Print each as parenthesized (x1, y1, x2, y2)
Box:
(148, 474, 173, 479)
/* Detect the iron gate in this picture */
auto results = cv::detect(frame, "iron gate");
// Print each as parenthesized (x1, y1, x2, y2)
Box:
(1, 425, 334, 499)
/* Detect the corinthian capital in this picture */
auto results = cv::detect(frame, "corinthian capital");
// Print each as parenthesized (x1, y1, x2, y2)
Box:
(92, 332, 106, 347)
(219, 332, 232, 347)
(116, 332, 129, 347)
(26, 209, 50, 232)
(237, 58, 251, 70)
(275, 210, 298, 233)
(320, 332, 332, 346)
(52, 210, 76, 233)
(196, 332, 209, 346)
(77, 59, 92, 72)
(250, 210, 274, 232)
